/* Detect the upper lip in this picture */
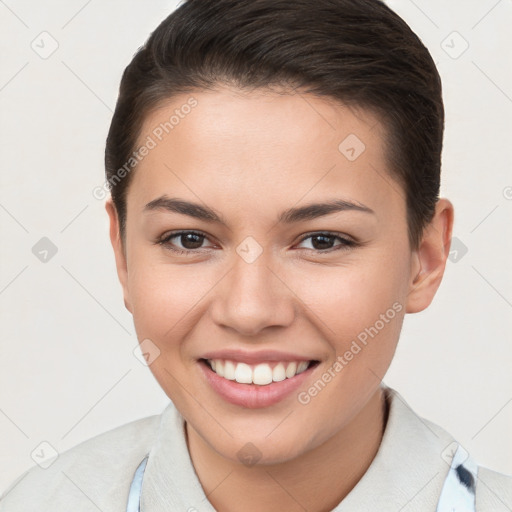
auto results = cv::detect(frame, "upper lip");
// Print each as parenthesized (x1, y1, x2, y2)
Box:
(200, 349, 317, 365)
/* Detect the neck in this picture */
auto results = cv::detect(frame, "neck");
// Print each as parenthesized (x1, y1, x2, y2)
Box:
(186, 386, 388, 512)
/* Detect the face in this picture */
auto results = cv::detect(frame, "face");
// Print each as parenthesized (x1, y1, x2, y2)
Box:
(107, 86, 450, 465)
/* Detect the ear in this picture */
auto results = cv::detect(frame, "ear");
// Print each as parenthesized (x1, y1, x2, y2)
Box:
(105, 197, 132, 313)
(406, 198, 454, 313)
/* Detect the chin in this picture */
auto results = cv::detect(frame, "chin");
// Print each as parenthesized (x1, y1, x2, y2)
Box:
(211, 428, 315, 467)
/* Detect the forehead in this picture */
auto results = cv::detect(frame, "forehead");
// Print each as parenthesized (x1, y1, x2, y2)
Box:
(141, 85, 384, 155)
(127, 86, 405, 227)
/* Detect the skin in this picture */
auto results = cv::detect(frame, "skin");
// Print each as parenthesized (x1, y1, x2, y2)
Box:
(106, 85, 454, 512)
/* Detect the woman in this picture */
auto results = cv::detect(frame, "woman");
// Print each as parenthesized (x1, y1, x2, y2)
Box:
(1, 0, 510, 510)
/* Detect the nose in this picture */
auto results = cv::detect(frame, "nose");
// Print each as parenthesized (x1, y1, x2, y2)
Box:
(209, 253, 296, 337)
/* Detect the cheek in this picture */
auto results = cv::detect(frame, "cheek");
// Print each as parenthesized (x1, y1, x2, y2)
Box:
(126, 251, 232, 362)
(285, 249, 408, 389)
(126, 253, 202, 341)
(290, 253, 407, 335)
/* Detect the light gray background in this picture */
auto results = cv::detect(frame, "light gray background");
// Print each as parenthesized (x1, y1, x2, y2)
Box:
(1, 0, 511, 494)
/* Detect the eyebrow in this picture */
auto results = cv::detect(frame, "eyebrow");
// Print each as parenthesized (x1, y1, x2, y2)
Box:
(143, 196, 375, 226)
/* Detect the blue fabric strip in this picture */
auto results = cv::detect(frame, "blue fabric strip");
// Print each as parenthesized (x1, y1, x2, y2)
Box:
(126, 455, 149, 512)
(436, 444, 478, 512)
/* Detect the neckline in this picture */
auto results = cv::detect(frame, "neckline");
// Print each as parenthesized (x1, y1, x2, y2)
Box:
(140, 385, 457, 511)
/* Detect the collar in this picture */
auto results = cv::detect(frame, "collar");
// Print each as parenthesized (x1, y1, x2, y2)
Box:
(140, 385, 456, 511)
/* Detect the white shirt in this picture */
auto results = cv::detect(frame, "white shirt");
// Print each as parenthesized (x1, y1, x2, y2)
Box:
(1, 385, 510, 511)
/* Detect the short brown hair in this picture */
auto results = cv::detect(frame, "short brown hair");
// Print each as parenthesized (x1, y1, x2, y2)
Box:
(105, 0, 443, 249)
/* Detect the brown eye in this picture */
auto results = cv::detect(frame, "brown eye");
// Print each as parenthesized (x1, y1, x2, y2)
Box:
(175, 232, 205, 250)
(296, 232, 356, 253)
(158, 230, 211, 254)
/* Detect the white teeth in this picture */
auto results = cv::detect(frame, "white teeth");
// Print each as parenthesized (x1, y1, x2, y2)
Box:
(272, 363, 286, 382)
(234, 363, 252, 384)
(207, 359, 311, 385)
(253, 364, 273, 385)
(297, 361, 308, 374)
(285, 362, 297, 378)
(223, 360, 236, 380)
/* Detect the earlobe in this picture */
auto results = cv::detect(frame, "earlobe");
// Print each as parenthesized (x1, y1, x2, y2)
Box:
(105, 198, 132, 314)
(405, 198, 454, 313)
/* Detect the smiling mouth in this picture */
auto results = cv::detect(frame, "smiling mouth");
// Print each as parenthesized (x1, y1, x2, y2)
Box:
(200, 358, 320, 386)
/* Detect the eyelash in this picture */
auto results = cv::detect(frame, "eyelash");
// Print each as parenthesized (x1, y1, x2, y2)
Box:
(156, 230, 357, 256)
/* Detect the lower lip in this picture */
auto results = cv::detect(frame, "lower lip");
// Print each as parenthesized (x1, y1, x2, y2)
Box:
(199, 360, 316, 409)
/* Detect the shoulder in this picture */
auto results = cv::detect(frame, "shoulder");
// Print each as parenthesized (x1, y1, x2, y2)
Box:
(383, 387, 512, 510)
(415, 406, 512, 510)
(0, 412, 161, 511)
(476, 466, 512, 511)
